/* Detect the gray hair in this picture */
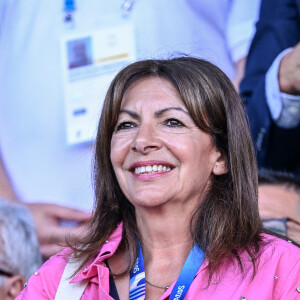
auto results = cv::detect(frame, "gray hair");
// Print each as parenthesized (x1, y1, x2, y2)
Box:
(0, 199, 42, 282)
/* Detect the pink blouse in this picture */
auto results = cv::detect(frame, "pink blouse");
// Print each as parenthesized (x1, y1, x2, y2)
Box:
(17, 224, 300, 299)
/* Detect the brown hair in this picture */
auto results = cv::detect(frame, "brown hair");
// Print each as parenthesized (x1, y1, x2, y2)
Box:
(71, 57, 263, 281)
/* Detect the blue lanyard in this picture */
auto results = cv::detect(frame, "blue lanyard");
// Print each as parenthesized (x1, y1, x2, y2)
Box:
(64, 0, 75, 12)
(129, 242, 205, 300)
(64, 0, 75, 23)
(129, 243, 146, 300)
(63, 1, 135, 23)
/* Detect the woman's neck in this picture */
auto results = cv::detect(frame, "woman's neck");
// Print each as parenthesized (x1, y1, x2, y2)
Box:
(135, 206, 194, 286)
(110, 205, 197, 300)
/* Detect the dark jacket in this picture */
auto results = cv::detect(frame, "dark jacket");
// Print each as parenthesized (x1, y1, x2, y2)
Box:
(240, 0, 300, 177)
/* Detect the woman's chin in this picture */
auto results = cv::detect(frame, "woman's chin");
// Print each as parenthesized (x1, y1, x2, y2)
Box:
(131, 196, 171, 210)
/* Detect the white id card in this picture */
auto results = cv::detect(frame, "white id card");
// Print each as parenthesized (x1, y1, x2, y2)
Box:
(61, 22, 136, 145)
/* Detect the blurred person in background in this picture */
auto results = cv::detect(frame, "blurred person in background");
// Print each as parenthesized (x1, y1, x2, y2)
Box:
(0, 199, 42, 299)
(258, 169, 300, 244)
(0, 0, 260, 257)
(240, 0, 300, 178)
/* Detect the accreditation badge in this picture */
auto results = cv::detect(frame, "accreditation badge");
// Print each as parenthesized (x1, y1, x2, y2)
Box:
(61, 21, 136, 145)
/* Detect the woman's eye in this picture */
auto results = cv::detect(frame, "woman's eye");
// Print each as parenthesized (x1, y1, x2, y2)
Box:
(165, 118, 184, 127)
(115, 122, 135, 131)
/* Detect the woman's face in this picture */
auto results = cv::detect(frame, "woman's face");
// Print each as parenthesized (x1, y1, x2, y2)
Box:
(110, 77, 225, 210)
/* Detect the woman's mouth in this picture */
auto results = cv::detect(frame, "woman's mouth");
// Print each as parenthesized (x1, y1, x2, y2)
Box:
(133, 164, 172, 174)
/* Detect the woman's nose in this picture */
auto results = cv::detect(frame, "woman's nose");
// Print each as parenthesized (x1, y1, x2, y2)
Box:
(130, 123, 161, 154)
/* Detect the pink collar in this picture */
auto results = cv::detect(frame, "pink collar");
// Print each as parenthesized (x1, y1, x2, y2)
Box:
(70, 223, 123, 283)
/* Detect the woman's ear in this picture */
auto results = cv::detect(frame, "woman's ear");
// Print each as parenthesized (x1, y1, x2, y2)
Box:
(212, 153, 228, 175)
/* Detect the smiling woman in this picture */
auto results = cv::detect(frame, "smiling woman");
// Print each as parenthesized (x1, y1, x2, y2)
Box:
(110, 77, 225, 211)
(17, 57, 300, 300)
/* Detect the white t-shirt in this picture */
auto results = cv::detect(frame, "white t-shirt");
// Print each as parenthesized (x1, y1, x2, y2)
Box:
(0, 0, 260, 210)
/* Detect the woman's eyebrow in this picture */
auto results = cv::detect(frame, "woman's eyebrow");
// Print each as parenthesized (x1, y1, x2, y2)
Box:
(155, 106, 190, 117)
(118, 106, 190, 119)
(119, 109, 139, 120)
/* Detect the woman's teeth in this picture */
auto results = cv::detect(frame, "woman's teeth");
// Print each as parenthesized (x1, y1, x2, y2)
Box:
(134, 165, 171, 174)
